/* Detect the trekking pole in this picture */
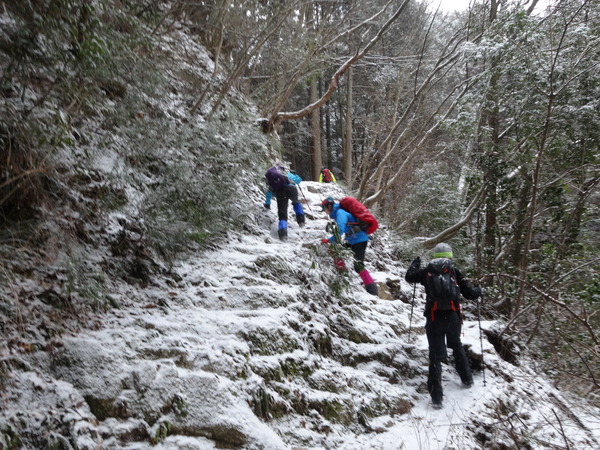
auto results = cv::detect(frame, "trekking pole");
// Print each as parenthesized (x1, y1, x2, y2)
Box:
(297, 184, 315, 216)
(477, 294, 487, 386)
(408, 283, 416, 339)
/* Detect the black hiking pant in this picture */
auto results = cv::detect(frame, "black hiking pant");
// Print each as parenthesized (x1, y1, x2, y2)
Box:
(344, 240, 367, 273)
(425, 309, 472, 404)
(275, 185, 301, 222)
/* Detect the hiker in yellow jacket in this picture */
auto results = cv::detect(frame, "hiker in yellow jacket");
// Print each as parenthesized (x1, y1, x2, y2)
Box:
(318, 168, 336, 183)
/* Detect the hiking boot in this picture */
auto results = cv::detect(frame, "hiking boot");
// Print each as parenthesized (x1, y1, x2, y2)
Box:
(278, 228, 288, 241)
(462, 380, 473, 388)
(278, 220, 288, 241)
(365, 283, 378, 296)
(296, 213, 305, 228)
(428, 370, 443, 408)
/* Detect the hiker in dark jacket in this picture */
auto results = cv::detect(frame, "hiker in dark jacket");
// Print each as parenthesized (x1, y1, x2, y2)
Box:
(320, 197, 378, 296)
(264, 166, 305, 240)
(405, 242, 482, 408)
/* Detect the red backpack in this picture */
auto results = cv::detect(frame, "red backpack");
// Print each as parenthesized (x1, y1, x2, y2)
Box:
(322, 169, 333, 182)
(339, 197, 379, 234)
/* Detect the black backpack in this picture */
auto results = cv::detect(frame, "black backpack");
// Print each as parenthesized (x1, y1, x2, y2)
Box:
(425, 259, 461, 315)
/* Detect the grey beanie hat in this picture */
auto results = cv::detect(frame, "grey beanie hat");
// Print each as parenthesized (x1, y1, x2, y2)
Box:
(432, 242, 453, 259)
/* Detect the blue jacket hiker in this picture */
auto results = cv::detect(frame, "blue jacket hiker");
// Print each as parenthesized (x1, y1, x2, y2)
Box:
(320, 197, 378, 296)
(264, 166, 305, 241)
(405, 242, 482, 409)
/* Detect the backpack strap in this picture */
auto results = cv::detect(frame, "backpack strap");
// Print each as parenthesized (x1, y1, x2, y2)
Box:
(430, 300, 457, 321)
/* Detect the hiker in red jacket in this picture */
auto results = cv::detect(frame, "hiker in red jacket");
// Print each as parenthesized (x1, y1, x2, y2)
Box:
(405, 243, 482, 409)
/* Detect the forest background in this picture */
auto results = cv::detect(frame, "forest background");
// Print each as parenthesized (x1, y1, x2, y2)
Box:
(181, 0, 600, 403)
(1, 0, 599, 414)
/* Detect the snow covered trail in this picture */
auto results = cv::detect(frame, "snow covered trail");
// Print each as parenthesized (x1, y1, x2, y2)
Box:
(156, 180, 600, 449)
(4, 181, 599, 449)
(101, 182, 600, 448)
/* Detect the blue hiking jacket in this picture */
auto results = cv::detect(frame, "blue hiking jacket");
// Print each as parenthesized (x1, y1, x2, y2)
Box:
(326, 204, 369, 245)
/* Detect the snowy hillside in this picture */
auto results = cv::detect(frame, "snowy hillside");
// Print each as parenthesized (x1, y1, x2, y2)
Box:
(2, 179, 599, 449)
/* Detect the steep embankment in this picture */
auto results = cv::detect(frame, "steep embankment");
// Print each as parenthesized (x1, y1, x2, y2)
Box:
(2, 180, 599, 449)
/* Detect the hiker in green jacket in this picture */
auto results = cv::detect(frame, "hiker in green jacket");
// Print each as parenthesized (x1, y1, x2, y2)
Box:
(405, 243, 481, 408)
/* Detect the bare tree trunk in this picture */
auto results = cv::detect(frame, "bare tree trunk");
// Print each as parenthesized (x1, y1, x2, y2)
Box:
(191, 4, 297, 115)
(559, 176, 600, 252)
(356, 20, 474, 205)
(372, 68, 404, 207)
(512, 0, 580, 318)
(482, 70, 501, 274)
(271, 0, 410, 127)
(513, 120, 551, 319)
(310, 78, 322, 181)
(325, 101, 332, 169)
(421, 185, 486, 249)
(343, 67, 353, 187)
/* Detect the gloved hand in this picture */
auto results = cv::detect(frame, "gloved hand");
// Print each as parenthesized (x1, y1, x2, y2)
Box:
(321, 238, 330, 245)
(264, 203, 270, 209)
(409, 256, 421, 270)
(473, 286, 482, 298)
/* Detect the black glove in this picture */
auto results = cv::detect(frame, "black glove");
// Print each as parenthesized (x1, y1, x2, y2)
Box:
(409, 256, 421, 270)
(264, 203, 270, 209)
(473, 286, 482, 298)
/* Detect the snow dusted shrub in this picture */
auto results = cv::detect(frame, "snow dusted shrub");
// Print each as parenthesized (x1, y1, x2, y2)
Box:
(241, 327, 303, 356)
(0, 123, 52, 222)
(308, 244, 353, 298)
(150, 421, 172, 445)
(396, 164, 462, 236)
(0, 424, 22, 450)
(140, 160, 236, 264)
(0, 0, 151, 222)
(65, 255, 112, 312)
